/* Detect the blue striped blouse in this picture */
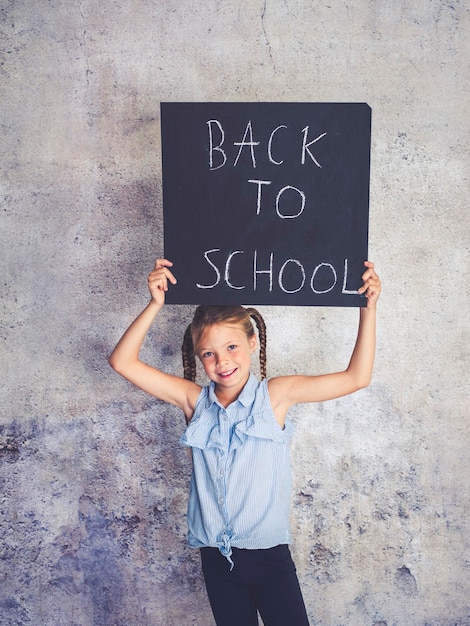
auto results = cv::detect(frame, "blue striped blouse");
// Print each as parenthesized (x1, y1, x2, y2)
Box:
(180, 373, 294, 567)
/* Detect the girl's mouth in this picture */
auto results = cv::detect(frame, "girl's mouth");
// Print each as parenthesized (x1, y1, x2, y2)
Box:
(218, 368, 237, 379)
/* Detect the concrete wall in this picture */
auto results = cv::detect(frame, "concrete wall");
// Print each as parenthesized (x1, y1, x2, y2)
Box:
(1, 1, 469, 624)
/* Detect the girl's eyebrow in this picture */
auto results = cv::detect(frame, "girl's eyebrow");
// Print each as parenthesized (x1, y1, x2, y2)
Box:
(197, 346, 213, 354)
(198, 339, 238, 352)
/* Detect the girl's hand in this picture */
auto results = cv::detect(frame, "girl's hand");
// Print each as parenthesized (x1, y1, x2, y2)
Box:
(147, 259, 177, 306)
(358, 261, 381, 308)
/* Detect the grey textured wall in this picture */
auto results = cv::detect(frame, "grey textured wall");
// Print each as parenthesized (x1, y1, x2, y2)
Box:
(1, 1, 469, 625)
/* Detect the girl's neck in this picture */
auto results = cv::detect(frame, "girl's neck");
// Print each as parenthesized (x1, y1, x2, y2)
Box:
(214, 387, 240, 408)
(214, 374, 250, 408)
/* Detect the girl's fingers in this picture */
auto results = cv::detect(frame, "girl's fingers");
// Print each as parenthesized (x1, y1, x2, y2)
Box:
(155, 258, 173, 270)
(361, 261, 376, 281)
(156, 268, 177, 286)
(148, 260, 177, 293)
(358, 261, 381, 298)
(149, 273, 171, 291)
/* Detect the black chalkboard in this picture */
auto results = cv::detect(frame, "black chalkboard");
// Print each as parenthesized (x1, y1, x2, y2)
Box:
(161, 102, 371, 306)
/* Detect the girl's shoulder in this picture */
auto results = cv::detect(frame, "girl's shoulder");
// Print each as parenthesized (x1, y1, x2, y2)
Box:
(267, 374, 293, 396)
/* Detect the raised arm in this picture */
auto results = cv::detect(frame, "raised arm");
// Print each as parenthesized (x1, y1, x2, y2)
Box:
(268, 261, 381, 424)
(108, 259, 201, 420)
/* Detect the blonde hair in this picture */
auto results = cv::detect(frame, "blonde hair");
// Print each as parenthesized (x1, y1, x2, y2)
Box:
(182, 305, 267, 382)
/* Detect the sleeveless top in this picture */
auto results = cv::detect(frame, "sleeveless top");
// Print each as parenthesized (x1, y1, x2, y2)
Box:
(180, 373, 294, 566)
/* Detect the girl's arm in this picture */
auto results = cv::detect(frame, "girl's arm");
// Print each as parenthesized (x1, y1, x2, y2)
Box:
(108, 259, 201, 420)
(268, 261, 381, 422)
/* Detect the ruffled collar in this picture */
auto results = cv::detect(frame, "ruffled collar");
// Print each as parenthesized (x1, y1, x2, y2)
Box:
(180, 374, 293, 451)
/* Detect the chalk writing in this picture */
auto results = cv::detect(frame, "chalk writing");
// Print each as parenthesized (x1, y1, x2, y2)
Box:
(207, 119, 327, 170)
(196, 249, 358, 296)
(268, 125, 287, 165)
(301, 129, 327, 167)
(248, 180, 306, 218)
(275, 185, 306, 219)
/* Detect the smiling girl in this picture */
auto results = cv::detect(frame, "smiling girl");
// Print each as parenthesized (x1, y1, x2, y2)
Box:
(109, 258, 381, 626)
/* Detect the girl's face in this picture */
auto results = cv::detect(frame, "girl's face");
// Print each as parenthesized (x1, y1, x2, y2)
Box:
(197, 323, 256, 395)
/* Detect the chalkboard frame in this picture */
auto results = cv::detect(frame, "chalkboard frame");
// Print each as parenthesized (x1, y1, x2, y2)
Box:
(161, 102, 371, 307)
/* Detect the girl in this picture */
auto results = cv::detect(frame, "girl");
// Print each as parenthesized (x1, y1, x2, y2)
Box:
(109, 258, 381, 626)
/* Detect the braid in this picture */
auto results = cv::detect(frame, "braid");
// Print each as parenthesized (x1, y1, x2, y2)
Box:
(246, 307, 267, 379)
(182, 324, 197, 382)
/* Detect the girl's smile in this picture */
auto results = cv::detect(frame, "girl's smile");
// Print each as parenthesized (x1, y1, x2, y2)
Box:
(218, 368, 237, 379)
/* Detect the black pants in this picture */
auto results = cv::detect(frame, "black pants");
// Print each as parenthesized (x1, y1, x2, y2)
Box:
(200, 545, 310, 626)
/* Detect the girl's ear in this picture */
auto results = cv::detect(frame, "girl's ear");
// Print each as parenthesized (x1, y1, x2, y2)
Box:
(249, 335, 257, 353)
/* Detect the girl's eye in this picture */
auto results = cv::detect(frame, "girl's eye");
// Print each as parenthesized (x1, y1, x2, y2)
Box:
(228, 344, 237, 351)
(201, 351, 213, 359)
